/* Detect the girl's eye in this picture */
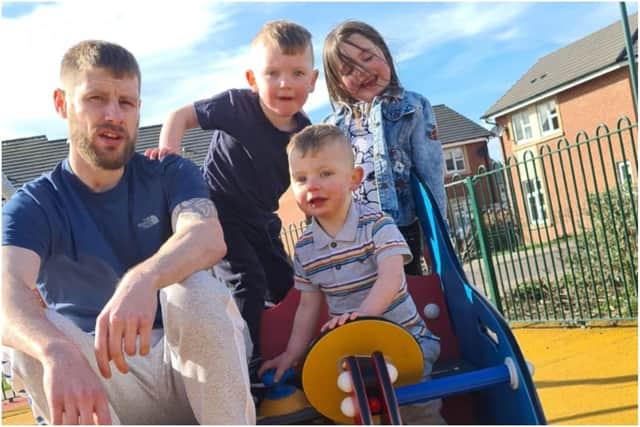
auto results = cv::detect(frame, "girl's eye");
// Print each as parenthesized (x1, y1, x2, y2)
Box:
(295, 176, 307, 184)
(339, 65, 354, 77)
(320, 171, 333, 178)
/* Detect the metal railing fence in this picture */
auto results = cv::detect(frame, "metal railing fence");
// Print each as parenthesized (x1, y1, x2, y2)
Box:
(445, 117, 637, 323)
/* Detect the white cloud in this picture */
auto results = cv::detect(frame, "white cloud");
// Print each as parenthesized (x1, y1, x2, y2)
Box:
(0, 1, 238, 140)
(382, 2, 530, 63)
(0, 1, 333, 141)
(494, 27, 520, 42)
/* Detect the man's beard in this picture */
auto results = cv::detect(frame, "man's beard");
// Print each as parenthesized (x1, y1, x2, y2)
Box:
(71, 121, 137, 170)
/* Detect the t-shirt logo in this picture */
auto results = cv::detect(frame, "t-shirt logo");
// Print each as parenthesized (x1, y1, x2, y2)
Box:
(138, 215, 160, 229)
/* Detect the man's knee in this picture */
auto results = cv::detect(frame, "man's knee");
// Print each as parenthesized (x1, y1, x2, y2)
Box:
(161, 271, 248, 336)
(161, 271, 253, 362)
(163, 271, 233, 310)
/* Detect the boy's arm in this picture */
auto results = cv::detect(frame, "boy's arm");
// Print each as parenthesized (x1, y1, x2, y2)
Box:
(259, 290, 323, 381)
(357, 254, 405, 315)
(284, 290, 324, 358)
(323, 253, 406, 331)
(158, 104, 200, 154)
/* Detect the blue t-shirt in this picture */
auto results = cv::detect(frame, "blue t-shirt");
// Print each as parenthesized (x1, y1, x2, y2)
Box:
(2, 153, 209, 333)
(194, 88, 310, 224)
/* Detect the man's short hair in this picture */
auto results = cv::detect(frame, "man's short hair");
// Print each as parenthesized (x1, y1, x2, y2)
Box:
(252, 20, 313, 58)
(288, 124, 353, 165)
(60, 40, 141, 89)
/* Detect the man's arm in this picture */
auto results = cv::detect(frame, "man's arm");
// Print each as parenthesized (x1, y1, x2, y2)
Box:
(2, 246, 111, 424)
(94, 197, 226, 378)
(133, 197, 226, 288)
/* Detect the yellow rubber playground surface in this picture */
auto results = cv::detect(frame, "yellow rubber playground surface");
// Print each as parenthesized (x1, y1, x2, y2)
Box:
(2, 325, 637, 425)
(513, 324, 637, 425)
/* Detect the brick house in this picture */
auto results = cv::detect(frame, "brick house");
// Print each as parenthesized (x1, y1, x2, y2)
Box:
(481, 14, 638, 244)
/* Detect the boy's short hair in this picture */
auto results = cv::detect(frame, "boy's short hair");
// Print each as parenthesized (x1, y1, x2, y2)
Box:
(252, 20, 313, 60)
(288, 124, 353, 165)
(61, 40, 141, 90)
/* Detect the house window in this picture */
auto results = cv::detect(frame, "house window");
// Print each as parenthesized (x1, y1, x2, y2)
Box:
(522, 179, 547, 225)
(537, 100, 560, 134)
(445, 148, 466, 173)
(512, 111, 533, 143)
(617, 160, 633, 183)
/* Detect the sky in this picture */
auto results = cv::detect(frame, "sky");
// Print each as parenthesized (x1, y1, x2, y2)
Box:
(1, 1, 637, 161)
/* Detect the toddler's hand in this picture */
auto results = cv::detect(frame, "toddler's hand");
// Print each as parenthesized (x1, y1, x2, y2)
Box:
(321, 311, 361, 332)
(258, 352, 296, 383)
(144, 147, 177, 160)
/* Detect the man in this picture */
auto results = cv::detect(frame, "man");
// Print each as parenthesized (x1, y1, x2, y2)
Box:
(2, 40, 255, 425)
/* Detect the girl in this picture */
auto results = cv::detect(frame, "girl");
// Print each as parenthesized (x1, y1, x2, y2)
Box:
(322, 21, 447, 276)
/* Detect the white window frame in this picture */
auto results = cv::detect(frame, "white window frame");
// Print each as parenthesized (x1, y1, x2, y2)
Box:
(445, 148, 466, 173)
(511, 111, 534, 143)
(617, 160, 633, 183)
(536, 100, 560, 135)
(522, 178, 548, 226)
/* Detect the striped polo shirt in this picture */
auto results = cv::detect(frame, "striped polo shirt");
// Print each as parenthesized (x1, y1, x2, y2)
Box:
(293, 200, 435, 341)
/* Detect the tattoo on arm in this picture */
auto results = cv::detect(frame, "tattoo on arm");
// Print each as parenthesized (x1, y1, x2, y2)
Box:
(171, 198, 218, 229)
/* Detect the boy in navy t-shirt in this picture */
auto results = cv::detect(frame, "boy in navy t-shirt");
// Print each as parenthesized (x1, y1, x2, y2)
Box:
(147, 20, 318, 364)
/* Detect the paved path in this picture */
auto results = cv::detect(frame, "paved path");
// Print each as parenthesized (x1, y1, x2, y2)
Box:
(462, 244, 573, 291)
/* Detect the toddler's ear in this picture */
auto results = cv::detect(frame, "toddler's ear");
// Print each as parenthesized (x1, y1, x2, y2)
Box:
(351, 166, 364, 189)
(245, 70, 258, 93)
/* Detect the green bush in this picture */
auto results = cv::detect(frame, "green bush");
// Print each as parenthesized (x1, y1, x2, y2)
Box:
(500, 186, 637, 322)
(567, 186, 638, 318)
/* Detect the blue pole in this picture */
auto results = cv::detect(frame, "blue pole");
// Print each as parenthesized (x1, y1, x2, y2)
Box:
(395, 365, 511, 405)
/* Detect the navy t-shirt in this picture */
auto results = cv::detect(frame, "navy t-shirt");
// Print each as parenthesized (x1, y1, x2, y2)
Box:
(2, 153, 209, 333)
(194, 89, 310, 224)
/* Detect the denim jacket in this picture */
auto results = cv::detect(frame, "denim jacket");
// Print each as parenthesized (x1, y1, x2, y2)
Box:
(324, 88, 446, 226)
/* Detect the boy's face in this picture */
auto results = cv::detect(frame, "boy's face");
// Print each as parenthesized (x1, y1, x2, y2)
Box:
(246, 42, 318, 128)
(289, 139, 363, 223)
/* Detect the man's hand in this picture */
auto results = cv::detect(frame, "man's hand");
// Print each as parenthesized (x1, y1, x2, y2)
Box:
(42, 342, 111, 425)
(94, 270, 158, 378)
(143, 147, 177, 160)
(320, 311, 361, 332)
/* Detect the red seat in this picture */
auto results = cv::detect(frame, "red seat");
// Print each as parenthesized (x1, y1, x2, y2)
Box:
(259, 274, 473, 424)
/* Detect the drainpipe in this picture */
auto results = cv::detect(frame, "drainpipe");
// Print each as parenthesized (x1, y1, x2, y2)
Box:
(619, 2, 638, 116)
(483, 117, 506, 162)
